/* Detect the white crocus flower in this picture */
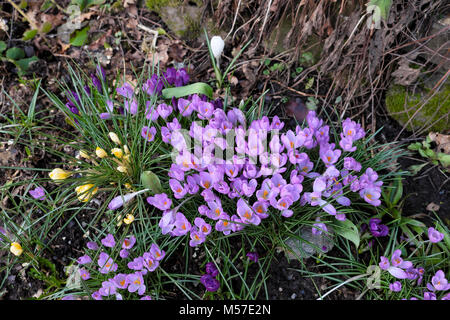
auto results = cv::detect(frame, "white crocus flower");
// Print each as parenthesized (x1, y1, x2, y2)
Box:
(210, 36, 224, 59)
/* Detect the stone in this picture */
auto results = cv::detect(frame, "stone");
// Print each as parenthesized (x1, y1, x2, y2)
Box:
(385, 83, 450, 133)
(284, 225, 334, 260)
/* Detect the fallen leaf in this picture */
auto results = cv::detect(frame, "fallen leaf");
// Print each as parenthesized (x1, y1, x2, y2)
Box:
(429, 132, 450, 154)
(392, 59, 421, 86)
(426, 202, 440, 212)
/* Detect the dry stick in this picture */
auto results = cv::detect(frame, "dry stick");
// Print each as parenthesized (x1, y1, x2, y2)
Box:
(317, 274, 367, 300)
(225, 0, 242, 42)
(270, 79, 325, 98)
(256, 0, 273, 47)
(6, 0, 39, 31)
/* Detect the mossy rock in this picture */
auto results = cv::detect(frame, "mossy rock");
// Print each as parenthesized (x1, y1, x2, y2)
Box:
(146, 0, 204, 40)
(385, 84, 450, 133)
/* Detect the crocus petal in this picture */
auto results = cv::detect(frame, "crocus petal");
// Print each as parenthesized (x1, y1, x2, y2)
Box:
(388, 266, 408, 279)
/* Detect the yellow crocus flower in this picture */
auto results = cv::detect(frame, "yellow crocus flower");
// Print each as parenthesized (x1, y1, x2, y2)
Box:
(75, 184, 98, 202)
(10, 242, 23, 256)
(96, 147, 108, 158)
(111, 148, 123, 159)
(49, 168, 72, 181)
(109, 132, 121, 145)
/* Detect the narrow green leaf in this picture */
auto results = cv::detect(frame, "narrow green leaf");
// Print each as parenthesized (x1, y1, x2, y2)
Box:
(162, 82, 213, 100)
(392, 177, 403, 206)
(401, 217, 425, 228)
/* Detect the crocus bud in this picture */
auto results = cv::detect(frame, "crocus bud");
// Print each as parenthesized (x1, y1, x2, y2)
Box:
(109, 132, 121, 145)
(117, 166, 128, 173)
(79, 150, 90, 159)
(210, 36, 224, 59)
(75, 184, 98, 202)
(49, 168, 72, 181)
(96, 147, 108, 158)
(10, 242, 23, 256)
(111, 148, 123, 159)
(108, 189, 149, 210)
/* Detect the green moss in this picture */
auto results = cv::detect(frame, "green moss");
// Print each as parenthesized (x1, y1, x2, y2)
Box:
(385, 84, 450, 132)
(146, 0, 203, 12)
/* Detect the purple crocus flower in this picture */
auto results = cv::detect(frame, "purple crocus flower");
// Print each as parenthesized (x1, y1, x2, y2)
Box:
(205, 262, 219, 277)
(143, 74, 164, 96)
(77, 255, 92, 265)
(145, 101, 160, 121)
(339, 136, 356, 152)
(98, 252, 118, 274)
(343, 157, 362, 172)
(428, 227, 444, 243)
(389, 281, 402, 292)
(113, 273, 129, 289)
(423, 292, 437, 300)
(91, 73, 102, 91)
(142, 252, 159, 272)
(426, 270, 450, 291)
(360, 187, 381, 206)
(156, 103, 173, 119)
(379, 249, 412, 279)
(91, 291, 102, 300)
(171, 212, 191, 236)
(169, 179, 187, 199)
(141, 126, 157, 142)
(147, 193, 172, 211)
(312, 218, 328, 235)
(149, 243, 165, 261)
(117, 83, 134, 99)
(122, 236, 136, 249)
(86, 241, 99, 250)
(127, 272, 146, 295)
(29, 187, 46, 200)
(120, 249, 129, 259)
(127, 256, 145, 272)
(124, 98, 138, 115)
(214, 213, 233, 235)
(200, 274, 220, 292)
(368, 218, 389, 237)
(79, 268, 91, 280)
(237, 198, 261, 226)
(189, 230, 206, 247)
(140, 296, 152, 300)
(246, 252, 259, 263)
(101, 234, 116, 248)
(177, 98, 195, 117)
(320, 148, 341, 167)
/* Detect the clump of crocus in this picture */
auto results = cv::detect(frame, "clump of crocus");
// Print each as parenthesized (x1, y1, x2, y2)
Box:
(379, 249, 413, 279)
(70, 233, 165, 300)
(200, 262, 220, 292)
(368, 218, 389, 237)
